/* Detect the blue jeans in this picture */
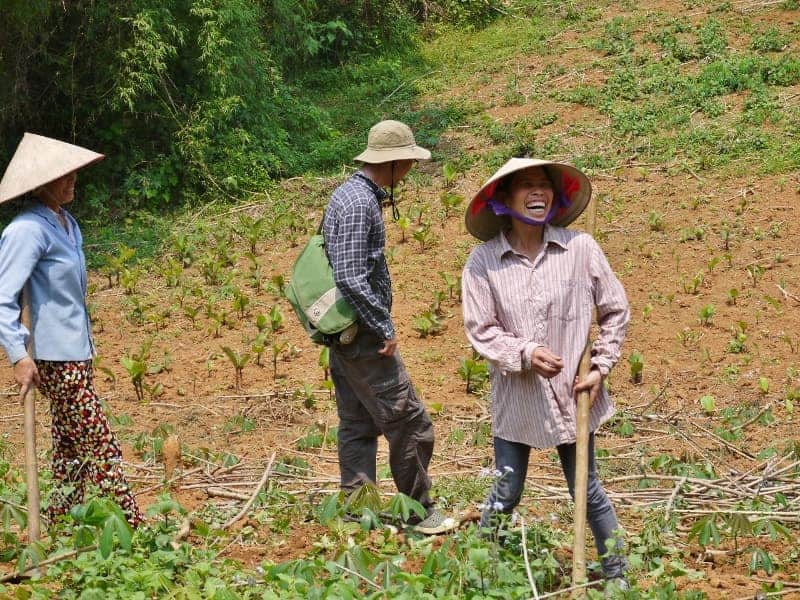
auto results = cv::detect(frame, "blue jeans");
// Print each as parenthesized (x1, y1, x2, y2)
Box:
(481, 435, 627, 579)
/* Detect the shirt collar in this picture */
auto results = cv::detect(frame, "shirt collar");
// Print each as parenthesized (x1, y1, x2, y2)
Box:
(495, 225, 569, 260)
(29, 202, 65, 230)
(353, 171, 389, 201)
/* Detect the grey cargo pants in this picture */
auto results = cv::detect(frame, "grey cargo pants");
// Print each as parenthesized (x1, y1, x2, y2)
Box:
(330, 330, 434, 508)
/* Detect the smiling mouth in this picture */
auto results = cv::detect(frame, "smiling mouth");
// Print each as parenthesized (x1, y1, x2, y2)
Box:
(526, 201, 546, 211)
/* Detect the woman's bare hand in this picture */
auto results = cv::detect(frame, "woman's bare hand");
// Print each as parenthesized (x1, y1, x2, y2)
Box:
(573, 368, 603, 406)
(14, 356, 40, 403)
(530, 346, 563, 378)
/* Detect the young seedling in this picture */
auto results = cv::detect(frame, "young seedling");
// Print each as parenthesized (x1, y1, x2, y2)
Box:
(698, 304, 715, 326)
(412, 309, 444, 338)
(222, 346, 250, 392)
(746, 264, 764, 288)
(120, 267, 141, 295)
(727, 288, 739, 305)
(439, 271, 460, 300)
(121, 338, 154, 403)
(458, 353, 489, 394)
(236, 214, 266, 254)
(232, 288, 250, 319)
(628, 350, 644, 384)
(440, 191, 464, 218)
(294, 383, 317, 410)
(396, 215, 411, 242)
(442, 162, 458, 188)
(160, 257, 184, 288)
(413, 222, 433, 251)
(700, 395, 716, 415)
(728, 323, 748, 354)
(642, 303, 653, 321)
(171, 234, 195, 268)
(271, 339, 288, 379)
(183, 305, 200, 327)
(648, 211, 665, 232)
(251, 332, 268, 366)
(269, 305, 284, 333)
(270, 274, 286, 298)
(319, 346, 330, 381)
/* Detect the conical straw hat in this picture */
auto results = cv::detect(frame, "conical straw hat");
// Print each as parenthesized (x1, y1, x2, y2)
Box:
(465, 158, 592, 241)
(0, 133, 104, 204)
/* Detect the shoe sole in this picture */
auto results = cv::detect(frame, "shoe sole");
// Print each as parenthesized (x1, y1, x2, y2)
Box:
(414, 516, 458, 535)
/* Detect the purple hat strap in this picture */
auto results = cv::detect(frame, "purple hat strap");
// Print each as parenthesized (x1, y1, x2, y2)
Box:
(487, 191, 571, 227)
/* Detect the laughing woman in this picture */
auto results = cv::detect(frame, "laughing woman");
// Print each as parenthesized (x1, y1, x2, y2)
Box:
(461, 158, 630, 589)
(0, 134, 143, 527)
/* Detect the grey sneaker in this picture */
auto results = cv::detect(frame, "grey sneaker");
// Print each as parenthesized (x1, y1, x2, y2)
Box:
(413, 509, 458, 535)
(604, 577, 629, 598)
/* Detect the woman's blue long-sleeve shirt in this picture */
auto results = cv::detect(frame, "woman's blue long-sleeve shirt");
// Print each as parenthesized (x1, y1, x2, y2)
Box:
(0, 202, 94, 364)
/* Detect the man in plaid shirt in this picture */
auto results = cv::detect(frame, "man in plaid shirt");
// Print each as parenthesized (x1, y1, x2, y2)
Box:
(323, 120, 453, 535)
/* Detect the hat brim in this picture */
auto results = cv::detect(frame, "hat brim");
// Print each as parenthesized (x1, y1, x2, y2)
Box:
(0, 133, 105, 205)
(354, 144, 431, 164)
(465, 158, 592, 241)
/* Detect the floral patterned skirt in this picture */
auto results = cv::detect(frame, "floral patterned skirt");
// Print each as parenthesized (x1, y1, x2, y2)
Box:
(36, 360, 144, 527)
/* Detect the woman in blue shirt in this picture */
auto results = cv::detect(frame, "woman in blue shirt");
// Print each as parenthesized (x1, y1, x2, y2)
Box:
(0, 134, 143, 527)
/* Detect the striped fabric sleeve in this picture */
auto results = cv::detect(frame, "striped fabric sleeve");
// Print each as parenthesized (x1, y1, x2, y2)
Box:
(462, 252, 530, 374)
(588, 238, 630, 376)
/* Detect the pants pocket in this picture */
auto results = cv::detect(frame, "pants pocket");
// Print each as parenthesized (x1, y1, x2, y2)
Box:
(371, 368, 419, 426)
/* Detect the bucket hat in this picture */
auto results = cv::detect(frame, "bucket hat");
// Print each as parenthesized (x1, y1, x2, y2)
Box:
(0, 133, 105, 205)
(465, 158, 591, 241)
(354, 120, 431, 163)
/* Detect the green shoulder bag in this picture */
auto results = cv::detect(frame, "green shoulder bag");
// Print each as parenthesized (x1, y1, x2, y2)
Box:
(286, 220, 358, 345)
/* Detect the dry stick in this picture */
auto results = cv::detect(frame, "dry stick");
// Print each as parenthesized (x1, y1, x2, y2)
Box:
(664, 476, 687, 524)
(20, 291, 41, 543)
(223, 452, 276, 529)
(571, 196, 597, 596)
(519, 515, 540, 600)
(537, 580, 603, 599)
(134, 466, 205, 496)
(776, 283, 800, 304)
(207, 487, 250, 501)
(688, 422, 754, 460)
(328, 562, 382, 591)
(0, 545, 98, 584)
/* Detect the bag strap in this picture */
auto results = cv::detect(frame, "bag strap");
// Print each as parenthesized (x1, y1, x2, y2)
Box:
(317, 210, 325, 235)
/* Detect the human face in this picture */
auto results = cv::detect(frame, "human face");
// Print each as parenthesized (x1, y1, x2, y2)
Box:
(391, 159, 416, 185)
(38, 171, 77, 209)
(506, 166, 554, 221)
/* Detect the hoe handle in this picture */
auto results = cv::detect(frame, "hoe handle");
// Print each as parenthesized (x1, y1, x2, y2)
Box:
(571, 198, 597, 595)
(21, 291, 41, 542)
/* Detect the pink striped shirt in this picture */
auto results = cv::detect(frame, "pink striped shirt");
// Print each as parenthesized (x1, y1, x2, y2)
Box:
(462, 226, 630, 448)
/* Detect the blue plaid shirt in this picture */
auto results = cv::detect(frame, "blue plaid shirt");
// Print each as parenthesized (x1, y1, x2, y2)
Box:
(323, 172, 394, 340)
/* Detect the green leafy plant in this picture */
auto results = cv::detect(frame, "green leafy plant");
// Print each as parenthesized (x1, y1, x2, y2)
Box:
(412, 309, 444, 338)
(629, 350, 644, 384)
(222, 346, 250, 391)
(698, 304, 715, 326)
(458, 353, 489, 394)
(699, 395, 716, 414)
(269, 305, 284, 333)
(120, 338, 154, 403)
(413, 222, 434, 251)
